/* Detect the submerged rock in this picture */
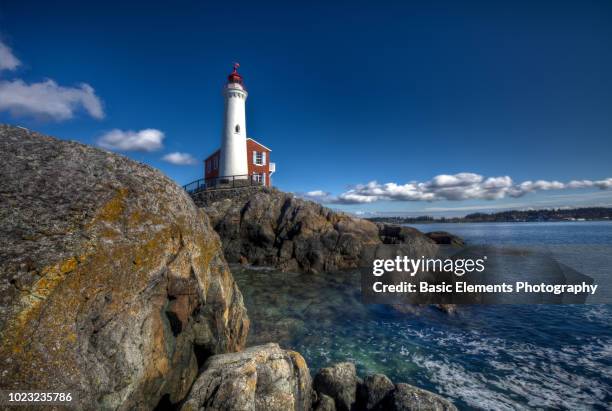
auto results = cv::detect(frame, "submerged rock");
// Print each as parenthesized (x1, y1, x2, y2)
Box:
(181, 343, 312, 411)
(433, 304, 458, 315)
(196, 188, 438, 273)
(0, 125, 249, 409)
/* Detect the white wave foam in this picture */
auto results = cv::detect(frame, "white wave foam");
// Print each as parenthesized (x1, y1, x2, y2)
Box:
(406, 326, 611, 410)
(412, 353, 526, 411)
(583, 305, 612, 324)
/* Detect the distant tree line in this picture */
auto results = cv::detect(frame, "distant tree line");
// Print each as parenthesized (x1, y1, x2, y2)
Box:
(367, 207, 612, 224)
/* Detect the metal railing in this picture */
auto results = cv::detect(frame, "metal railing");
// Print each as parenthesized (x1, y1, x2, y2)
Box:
(183, 174, 264, 194)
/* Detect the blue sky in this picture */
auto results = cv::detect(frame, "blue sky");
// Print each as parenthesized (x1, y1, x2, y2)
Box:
(1, 0, 611, 216)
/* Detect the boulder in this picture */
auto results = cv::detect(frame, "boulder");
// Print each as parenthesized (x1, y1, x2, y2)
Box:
(313, 393, 337, 411)
(382, 383, 458, 411)
(357, 373, 394, 410)
(0, 125, 249, 409)
(311, 364, 457, 411)
(180, 343, 312, 411)
(377, 224, 438, 252)
(425, 231, 465, 248)
(196, 188, 438, 273)
(313, 362, 358, 411)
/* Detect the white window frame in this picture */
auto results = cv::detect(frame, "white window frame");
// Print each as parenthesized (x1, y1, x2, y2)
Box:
(254, 151, 264, 166)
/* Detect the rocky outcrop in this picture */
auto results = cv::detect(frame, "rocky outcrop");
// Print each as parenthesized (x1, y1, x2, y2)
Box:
(199, 188, 438, 273)
(313, 364, 457, 411)
(425, 231, 465, 247)
(181, 354, 456, 411)
(181, 343, 311, 411)
(0, 125, 249, 409)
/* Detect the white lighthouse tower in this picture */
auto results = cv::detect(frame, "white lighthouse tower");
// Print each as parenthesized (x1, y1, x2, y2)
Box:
(219, 63, 249, 179)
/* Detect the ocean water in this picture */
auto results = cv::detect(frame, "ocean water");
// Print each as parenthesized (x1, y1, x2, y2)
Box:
(233, 222, 612, 410)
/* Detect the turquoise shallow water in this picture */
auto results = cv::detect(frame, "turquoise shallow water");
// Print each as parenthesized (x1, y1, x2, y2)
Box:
(233, 222, 612, 410)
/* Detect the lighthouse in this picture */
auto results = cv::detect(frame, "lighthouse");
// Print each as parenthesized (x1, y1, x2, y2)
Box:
(219, 63, 249, 178)
(202, 64, 275, 189)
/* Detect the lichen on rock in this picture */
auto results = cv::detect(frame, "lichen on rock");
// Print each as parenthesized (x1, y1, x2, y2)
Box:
(181, 343, 312, 411)
(0, 125, 249, 409)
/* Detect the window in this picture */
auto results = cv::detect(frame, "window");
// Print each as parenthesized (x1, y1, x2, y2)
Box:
(252, 173, 266, 185)
(235, 124, 240, 133)
(253, 151, 266, 165)
(213, 156, 218, 170)
(206, 161, 211, 173)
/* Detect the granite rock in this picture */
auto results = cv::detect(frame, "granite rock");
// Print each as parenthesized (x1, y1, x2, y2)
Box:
(382, 383, 458, 411)
(198, 188, 437, 273)
(313, 364, 458, 411)
(313, 393, 337, 411)
(357, 373, 394, 410)
(0, 125, 249, 410)
(313, 362, 358, 411)
(425, 231, 465, 247)
(181, 343, 312, 411)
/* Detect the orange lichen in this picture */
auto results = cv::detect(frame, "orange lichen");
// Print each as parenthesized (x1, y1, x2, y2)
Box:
(96, 187, 129, 223)
(0, 180, 249, 400)
(60, 257, 78, 274)
(246, 374, 258, 391)
(14, 255, 82, 327)
(288, 351, 307, 371)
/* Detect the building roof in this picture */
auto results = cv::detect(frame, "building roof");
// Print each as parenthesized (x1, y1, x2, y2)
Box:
(247, 137, 272, 152)
(204, 148, 220, 161)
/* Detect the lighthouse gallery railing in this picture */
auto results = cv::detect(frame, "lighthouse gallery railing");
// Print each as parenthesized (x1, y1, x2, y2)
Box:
(182, 174, 263, 194)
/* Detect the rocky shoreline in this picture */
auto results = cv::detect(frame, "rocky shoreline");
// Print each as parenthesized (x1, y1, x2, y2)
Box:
(181, 344, 456, 411)
(194, 186, 452, 274)
(0, 125, 459, 410)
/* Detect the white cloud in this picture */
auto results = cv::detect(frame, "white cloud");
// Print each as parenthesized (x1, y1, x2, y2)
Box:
(98, 129, 164, 152)
(428, 173, 483, 188)
(0, 39, 104, 121)
(162, 152, 198, 165)
(0, 40, 20, 71)
(567, 178, 612, 190)
(297, 190, 335, 203)
(306, 190, 328, 197)
(305, 173, 612, 204)
(0, 79, 104, 120)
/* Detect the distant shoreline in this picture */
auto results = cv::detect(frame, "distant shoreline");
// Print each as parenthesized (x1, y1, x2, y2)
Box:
(367, 207, 612, 224)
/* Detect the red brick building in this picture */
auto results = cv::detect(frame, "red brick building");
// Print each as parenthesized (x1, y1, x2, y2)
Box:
(204, 137, 274, 187)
